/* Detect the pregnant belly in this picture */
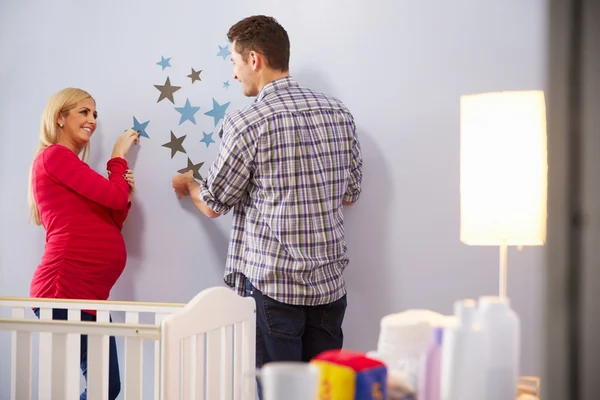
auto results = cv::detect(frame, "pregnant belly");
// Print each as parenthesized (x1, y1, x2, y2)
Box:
(35, 230, 128, 300)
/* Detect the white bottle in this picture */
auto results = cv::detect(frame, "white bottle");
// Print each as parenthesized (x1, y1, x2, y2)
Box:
(440, 299, 486, 400)
(478, 296, 520, 400)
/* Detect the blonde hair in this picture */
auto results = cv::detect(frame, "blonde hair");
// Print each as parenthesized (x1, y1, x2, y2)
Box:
(28, 88, 94, 225)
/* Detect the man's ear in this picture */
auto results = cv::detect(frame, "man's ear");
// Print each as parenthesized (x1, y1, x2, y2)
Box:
(249, 51, 262, 71)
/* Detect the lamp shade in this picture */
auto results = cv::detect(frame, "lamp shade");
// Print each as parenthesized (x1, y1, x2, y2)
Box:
(460, 90, 548, 246)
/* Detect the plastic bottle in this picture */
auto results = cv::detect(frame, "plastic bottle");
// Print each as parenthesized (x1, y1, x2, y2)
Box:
(417, 326, 443, 400)
(440, 299, 486, 400)
(478, 296, 520, 400)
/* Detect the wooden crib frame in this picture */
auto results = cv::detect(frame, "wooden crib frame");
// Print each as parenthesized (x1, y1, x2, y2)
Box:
(0, 286, 257, 400)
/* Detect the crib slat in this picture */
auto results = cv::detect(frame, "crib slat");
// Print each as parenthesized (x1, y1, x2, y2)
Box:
(154, 312, 168, 400)
(125, 311, 143, 400)
(196, 333, 206, 400)
(51, 331, 68, 399)
(87, 333, 109, 400)
(181, 336, 192, 400)
(161, 325, 181, 399)
(206, 329, 222, 399)
(233, 323, 243, 400)
(11, 307, 32, 400)
(242, 319, 256, 399)
(66, 309, 82, 400)
(220, 325, 234, 400)
(38, 307, 53, 398)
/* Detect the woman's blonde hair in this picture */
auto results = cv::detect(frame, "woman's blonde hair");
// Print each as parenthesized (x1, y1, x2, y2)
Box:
(28, 88, 94, 225)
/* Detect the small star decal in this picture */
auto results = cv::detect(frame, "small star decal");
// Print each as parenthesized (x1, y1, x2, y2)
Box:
(204, 98, 230, 127)
(187, 68, 202, 84)
(217, 45, 231, 60)
(178, 158, 204, 180)
(161, 131, 187, 158)
(200, 132, 215, 148)
(156, 56, 171, 71)
(132, 117, 150, 139)
(154, 77, 181, 104)
(174, 98, 201, 125)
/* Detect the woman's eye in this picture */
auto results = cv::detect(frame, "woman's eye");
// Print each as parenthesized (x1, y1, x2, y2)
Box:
(81, 110, 88, 116)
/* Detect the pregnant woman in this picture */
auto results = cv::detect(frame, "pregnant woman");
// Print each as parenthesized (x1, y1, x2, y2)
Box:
(27, 87, 140, 400)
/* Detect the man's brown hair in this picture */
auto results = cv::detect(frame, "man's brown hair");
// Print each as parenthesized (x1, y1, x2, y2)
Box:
(227, 15, 290, 72)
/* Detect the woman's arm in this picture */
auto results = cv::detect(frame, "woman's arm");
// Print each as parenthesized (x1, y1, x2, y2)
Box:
(42, 145, 130, 210)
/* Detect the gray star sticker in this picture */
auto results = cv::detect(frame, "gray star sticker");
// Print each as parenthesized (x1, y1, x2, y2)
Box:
(154, 77, 181, 104)
(187, 68, 202, 84)
(178, 157, 204, 180)
(161, 131, 187, 158)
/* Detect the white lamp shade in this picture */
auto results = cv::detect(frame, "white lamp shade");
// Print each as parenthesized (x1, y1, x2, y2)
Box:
(460, 90, 548, 246)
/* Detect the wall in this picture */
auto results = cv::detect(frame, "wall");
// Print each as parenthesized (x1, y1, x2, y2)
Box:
(0, 0, 548, 397)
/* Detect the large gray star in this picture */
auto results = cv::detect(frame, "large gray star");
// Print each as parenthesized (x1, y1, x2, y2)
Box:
(178, 157, 204, 180)
(161, 131, 187, 158)
(154, 77, 181, 104)
(187, 68, 202, 84)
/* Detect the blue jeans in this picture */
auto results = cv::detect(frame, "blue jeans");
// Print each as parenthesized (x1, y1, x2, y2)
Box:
(33, 308, 121, 400)
(244, 278, 347, 398)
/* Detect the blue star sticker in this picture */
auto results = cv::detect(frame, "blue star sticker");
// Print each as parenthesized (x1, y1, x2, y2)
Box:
(217, 45, 231, 60)
(175, 98, 201, 125)
(132, 117, 150, 138)
(156, 56, 171, 71)
(204, 98, 230, 127)
(223, 80, 230, 89)
(200, 131, 216, 148)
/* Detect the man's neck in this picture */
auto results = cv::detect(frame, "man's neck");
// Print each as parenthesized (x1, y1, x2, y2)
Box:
(257, 70, 290, 93)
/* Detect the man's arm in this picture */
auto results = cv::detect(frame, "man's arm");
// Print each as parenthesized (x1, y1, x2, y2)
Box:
(172, 120, 254, 217)
(186, 178, 220, 218)
(343, 121, 363, 205)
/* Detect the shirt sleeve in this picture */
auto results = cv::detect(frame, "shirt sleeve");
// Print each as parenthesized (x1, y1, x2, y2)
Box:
(110, 202, 132, 230)
(198, 120, 254, 215)
(42, 145, 131, 210)
(343, 119, 363, 203)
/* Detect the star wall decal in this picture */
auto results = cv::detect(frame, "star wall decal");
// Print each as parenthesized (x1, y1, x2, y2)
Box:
(199, 132, 215, 148)
(154, 77, 181, 104)
(187, 68, 202, 84)
(175, 98, 200, 125)
(156, 56, 171, 71)
(161, 131, 187, 158)
(132, 117, 150, 139)
(204, 98, 230, 127)
(217, 45, 231, 60)
(177, 157, 204, 180)
(223, 81, 230, 89)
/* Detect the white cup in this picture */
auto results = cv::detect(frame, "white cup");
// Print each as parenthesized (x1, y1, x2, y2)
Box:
(257, 362, 320, 400)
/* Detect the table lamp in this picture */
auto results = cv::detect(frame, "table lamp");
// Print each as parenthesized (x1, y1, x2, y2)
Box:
(460, 90, 548, 298)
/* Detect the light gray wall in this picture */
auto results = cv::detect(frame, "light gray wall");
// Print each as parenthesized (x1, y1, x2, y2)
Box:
(0, 0, 548, 397)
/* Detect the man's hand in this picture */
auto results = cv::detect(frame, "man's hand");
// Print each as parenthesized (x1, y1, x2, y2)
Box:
(172, 171, 195, 199)
(172, 171, 220, 218)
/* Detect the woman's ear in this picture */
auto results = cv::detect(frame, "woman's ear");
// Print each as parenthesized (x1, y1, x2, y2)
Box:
(57, 114, 64, 128)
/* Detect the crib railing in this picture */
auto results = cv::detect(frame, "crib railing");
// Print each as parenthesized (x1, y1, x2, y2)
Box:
(0, 296, 184, 400)
(0, 287, 257, 400)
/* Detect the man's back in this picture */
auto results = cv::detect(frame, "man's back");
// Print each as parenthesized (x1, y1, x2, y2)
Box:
(205, 77, 362, 306)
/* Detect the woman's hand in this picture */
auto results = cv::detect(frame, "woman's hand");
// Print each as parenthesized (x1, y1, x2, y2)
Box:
(111, 129, 140, 159)
(124, 170, 135, 202)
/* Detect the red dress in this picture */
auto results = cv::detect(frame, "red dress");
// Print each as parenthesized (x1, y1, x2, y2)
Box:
(30, 144, 132, 311)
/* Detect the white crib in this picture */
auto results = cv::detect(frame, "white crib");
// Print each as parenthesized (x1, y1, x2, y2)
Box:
(0, 287, 257, 400)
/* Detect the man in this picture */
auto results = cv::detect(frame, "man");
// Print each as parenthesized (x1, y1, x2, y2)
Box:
(172, 15, 363, 370)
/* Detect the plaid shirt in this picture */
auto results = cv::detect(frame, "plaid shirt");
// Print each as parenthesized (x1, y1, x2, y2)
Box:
(199, 76, 363, 306)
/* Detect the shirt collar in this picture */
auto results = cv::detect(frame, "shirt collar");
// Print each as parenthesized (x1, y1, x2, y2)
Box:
(255, 76, 298, 103)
